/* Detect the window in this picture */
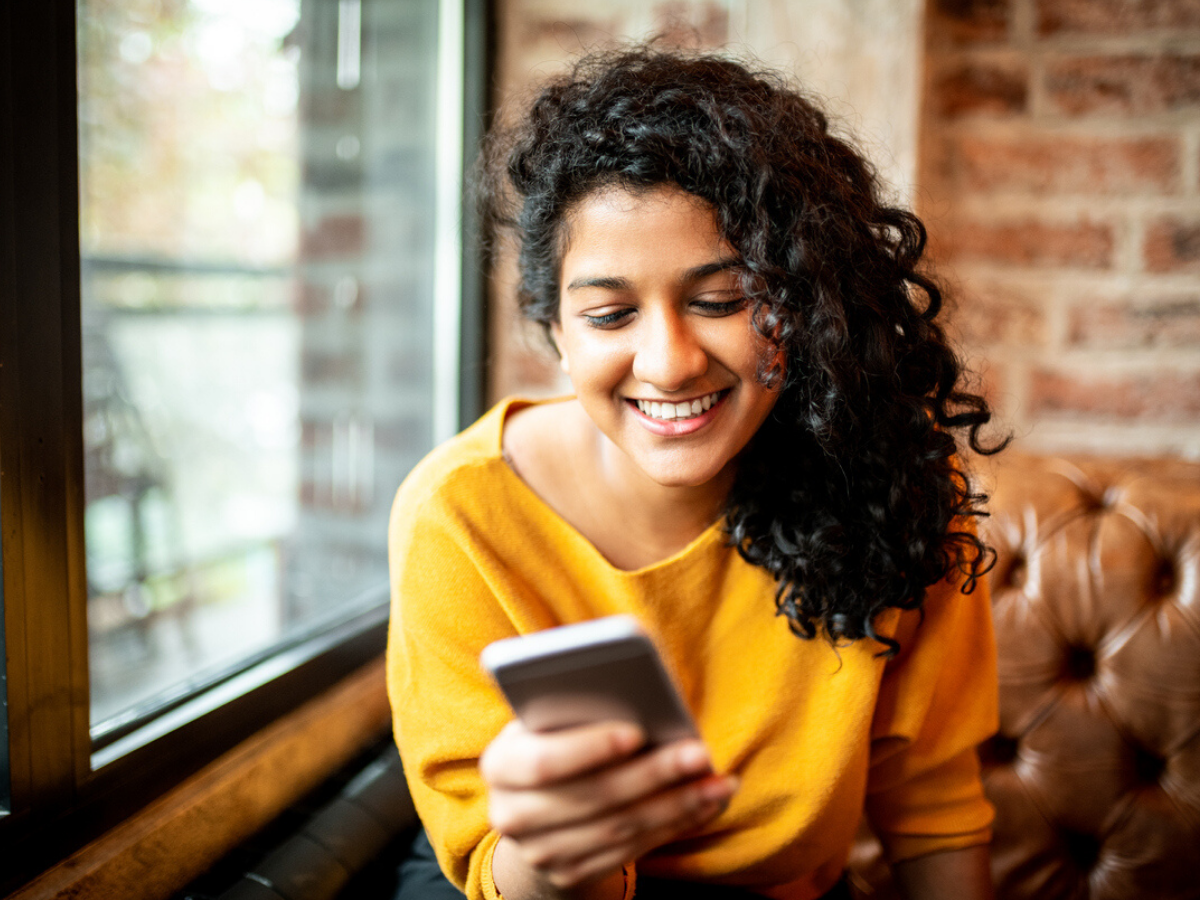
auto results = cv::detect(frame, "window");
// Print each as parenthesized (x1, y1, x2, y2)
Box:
(0, 0, 487, 889)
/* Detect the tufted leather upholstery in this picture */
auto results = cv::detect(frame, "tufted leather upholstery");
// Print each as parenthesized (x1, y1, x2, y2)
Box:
(850, 451, 1200, 900)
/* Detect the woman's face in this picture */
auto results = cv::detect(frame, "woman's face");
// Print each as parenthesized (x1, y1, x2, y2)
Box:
(550, 184, 780, 489)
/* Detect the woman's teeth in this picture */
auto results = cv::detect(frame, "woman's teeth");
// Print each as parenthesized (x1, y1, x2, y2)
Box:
(635, 391, 721, 421)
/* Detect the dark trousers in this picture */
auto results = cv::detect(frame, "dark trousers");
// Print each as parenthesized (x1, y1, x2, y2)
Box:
(394, 829, 851, 899)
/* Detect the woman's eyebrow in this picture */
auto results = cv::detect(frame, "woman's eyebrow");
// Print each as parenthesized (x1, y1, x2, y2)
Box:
(682, 257, 741, 283)
(565, 258, 741, 293)
(565, 275, 631, 292)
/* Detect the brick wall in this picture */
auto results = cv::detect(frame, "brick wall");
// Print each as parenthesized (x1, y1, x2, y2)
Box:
(922, 0, 1200, 458)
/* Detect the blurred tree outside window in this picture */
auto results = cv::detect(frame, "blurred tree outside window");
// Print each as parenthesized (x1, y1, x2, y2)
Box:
(78, 0, 444, 737)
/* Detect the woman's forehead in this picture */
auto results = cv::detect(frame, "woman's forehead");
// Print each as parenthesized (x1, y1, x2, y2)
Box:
(558, 184, 734, 266)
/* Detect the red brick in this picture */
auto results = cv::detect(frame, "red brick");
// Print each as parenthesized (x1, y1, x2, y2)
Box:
(949, 282, 1050, 345)
(653, 1, 729, 48)
(930, 0, 1010, 44)
(1045, 55, 1200, 117)
(933, 61, 1029, 117)
(300, 215, 365, 259)
(945, 218, 1114, 268)
(513, 345, 562, 392)
(518, 17, 621, 53)
(978, 361, 1008, 411)
(1068, 297, 1200, 347)
(1145, 217, 1200, 272)
(1038, 0, 1200, 36)
(1030, 368, 1200, 420)
(950, 134, 1179, 194)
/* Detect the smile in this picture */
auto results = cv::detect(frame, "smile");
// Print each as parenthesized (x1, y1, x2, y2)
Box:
(634, 391, 724, 421)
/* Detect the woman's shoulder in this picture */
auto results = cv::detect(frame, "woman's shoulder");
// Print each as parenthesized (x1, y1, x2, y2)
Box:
(501, 396, 587, 482)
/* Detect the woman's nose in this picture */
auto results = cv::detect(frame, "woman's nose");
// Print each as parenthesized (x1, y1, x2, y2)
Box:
(632, 309, 708, 392)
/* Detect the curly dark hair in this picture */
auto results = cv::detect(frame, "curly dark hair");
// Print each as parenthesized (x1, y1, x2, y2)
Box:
(480, 46, 1006, 654)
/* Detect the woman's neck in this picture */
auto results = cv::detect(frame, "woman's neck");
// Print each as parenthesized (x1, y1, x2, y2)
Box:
(563, 406, 733, 570)
(592, 428, 733, 544)
(502, 399, 734, 570)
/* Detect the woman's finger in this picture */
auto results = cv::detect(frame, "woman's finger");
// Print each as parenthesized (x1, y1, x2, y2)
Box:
(479, 718, 646, 789)
(488, 737, 714, 836)
(512, 773, 738, 890)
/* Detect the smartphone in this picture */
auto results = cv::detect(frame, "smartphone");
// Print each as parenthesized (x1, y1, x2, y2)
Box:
(480, 615, 699, 747)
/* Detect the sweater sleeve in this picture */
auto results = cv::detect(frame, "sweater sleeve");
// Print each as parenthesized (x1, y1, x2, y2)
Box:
(386, 468, 638, 900)
(864, 540, 999, 863)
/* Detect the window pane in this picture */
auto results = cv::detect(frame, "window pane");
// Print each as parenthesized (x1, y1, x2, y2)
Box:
(78, 0, 447, 734)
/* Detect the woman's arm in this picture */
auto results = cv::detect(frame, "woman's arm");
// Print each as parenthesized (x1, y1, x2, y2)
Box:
(483, 719, 737, 900)
(892, 844, 993, 900)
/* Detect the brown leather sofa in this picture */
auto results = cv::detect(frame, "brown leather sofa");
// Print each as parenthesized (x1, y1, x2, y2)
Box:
(852, 451, 1200, 900)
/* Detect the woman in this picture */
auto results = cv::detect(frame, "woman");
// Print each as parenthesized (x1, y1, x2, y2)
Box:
(387, 47, 1002, 900)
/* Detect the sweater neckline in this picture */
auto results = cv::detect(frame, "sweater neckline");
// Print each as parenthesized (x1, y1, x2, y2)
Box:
(487, 396, 728, 577)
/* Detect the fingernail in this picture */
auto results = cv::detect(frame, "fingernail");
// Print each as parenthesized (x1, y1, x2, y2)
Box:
(676, 742, 711, 774)
(614, 723, 644, 752)
(702, 775, 736, 802)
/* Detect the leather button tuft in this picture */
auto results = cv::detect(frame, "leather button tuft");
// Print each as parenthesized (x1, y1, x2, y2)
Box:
(1064, 645, 1096, 681)
(1132, 745, 1166, 786)
(981, 733, 1020, 767)
(1000, 553, 1026, 590)
(1152, 557, 1177, 598)
(1078, 484, 1123, 514)
(1061, 829, 1101, 871)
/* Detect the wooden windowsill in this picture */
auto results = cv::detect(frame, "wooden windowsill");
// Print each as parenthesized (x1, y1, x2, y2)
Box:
(7, 656, 392, 900)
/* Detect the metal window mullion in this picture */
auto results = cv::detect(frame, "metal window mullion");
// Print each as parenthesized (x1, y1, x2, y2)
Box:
(456, 0, 491, 428)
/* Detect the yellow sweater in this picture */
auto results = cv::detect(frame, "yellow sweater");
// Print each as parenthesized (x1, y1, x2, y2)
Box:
(387, 398, 998, 900)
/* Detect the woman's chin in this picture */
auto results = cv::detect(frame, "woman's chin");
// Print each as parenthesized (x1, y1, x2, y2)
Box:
(629, 452, 735, 492)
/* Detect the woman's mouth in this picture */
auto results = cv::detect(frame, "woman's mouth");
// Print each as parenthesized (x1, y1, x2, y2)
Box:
(634, 390, 724, 422)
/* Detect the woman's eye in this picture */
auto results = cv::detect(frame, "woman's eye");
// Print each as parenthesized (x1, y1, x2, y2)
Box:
(693, 297, 747, 317)
(583, 308, 634, 328)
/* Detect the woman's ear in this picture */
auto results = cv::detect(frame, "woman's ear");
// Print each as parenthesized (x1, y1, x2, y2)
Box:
(549, 322, 569, 374)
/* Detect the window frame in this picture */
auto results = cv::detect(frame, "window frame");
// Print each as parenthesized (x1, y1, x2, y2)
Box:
(0, 0, 490, 890)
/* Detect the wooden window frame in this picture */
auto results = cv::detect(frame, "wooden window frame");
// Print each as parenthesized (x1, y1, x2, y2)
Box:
(0, 0, 490, 891)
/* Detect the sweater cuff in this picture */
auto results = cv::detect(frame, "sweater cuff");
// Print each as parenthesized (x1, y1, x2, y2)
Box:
(881, 826, 992, 865)
(480, 832, 503, 900)
(483, 840, 637, 900)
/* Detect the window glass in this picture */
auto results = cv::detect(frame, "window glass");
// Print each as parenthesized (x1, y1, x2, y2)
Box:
(78, 0, 447, 736)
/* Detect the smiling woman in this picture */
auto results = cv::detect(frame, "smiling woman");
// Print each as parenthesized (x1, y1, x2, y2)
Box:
(387, 46, 1003, 900)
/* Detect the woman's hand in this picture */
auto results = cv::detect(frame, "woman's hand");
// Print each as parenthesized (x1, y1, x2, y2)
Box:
(481, 719, 737, 899)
